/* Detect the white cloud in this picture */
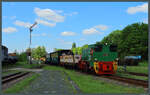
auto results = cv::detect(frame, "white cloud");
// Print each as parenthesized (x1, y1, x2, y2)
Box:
(93, 25, 108, 31)
(61, 31, 76, 36)
(34, 8, 65, 23)
(64, 12, 78, 16)
(36, 19, 56, 27)
(2, 27, 17, 33)
(83, 28, 100, 35)
(82, 25, 107, 35)
(14, 20, 32, 28)
(127, 3, 148, 14)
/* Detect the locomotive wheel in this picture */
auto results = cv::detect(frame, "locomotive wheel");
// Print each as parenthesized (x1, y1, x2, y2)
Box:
(77, 63, 80, 70)
(84, 64, 89, 73)
(83, 62, 86, 72)
(84, 64, 87, 72)
(81, 64, 84, 72)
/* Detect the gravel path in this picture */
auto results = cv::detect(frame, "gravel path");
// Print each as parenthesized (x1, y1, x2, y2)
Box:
(20, 70, 76, 94)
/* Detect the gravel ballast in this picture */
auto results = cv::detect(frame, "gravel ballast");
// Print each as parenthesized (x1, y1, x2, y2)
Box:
(21, 70, 76, 94)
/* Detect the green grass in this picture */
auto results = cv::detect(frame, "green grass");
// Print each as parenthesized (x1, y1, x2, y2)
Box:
(117, 61, 148, 74)
(43, 65, 65, 71)
(118, 66, 148, 74)
(3, 73, 39, 93)
(2, 61, 44, 70)
(139, 61, 148, 67)
(43, 65, 146, 94)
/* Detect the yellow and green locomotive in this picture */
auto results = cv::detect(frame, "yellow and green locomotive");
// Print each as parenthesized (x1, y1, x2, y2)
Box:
(78, 44, 118, 75)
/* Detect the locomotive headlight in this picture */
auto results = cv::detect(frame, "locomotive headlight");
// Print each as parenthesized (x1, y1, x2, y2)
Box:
(116, 58, 119, 61)
(95, 58, 97, 61)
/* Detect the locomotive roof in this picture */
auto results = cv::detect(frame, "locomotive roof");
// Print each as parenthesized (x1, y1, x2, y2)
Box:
(50, 49, 73, 54)
(88, 44, 117, 48)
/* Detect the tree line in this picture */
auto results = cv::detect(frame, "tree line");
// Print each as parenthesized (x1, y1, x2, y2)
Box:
(71, 23, 148, 60)
(16, 46, 47, 62)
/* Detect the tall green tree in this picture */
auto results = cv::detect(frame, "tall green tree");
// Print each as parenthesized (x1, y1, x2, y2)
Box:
(32, 46, 47, 60)
(119, 23, 148, 60)
(98, 22, 148, 60)
(72, 42, 76, 49)
(98, 30, 122, 45)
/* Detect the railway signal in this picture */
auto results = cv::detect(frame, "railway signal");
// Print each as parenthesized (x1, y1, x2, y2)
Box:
(28, 22, 37, 64)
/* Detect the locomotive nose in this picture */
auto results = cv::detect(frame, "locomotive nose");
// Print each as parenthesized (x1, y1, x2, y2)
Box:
(102, 62, 113, 71)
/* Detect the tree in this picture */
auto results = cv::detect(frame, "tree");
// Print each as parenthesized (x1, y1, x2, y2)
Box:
(53, 48, 63, 52)
(18, 52, 28, 62)
(32, 46, 47, 60)
(119, 23, 148, 60)
(72, 48, 77, 54)
(72, 42, 76, 49)
(98, 22, 148, 60)
(99, 30, 122, 45)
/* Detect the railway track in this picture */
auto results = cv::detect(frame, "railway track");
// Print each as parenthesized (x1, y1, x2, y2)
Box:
(2, 72, 30, 84)
(75, 70, 148, 88)
(125, 72, 148, 77)
(118, 71, 148, 77)
(101, 75, 148, 88)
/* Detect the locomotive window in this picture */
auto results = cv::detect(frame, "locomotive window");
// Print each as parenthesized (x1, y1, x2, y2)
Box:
(110, 45, 117, 52)
(94, 45, 103, 52)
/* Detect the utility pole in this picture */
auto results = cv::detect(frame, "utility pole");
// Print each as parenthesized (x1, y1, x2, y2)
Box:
(28, 22, 37, 64)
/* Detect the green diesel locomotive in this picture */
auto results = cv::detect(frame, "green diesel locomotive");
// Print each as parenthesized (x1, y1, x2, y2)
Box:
(78, 44, 118, 74)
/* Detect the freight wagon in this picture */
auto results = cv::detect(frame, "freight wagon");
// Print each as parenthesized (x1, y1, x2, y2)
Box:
(46, 50, 73, 65)
(1, 45, 18, 64)
(60, 53, 81, 69)
(1, 45, 9, 63)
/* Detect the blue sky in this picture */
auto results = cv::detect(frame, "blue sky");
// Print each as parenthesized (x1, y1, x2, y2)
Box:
(2, 2, 148, 53)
